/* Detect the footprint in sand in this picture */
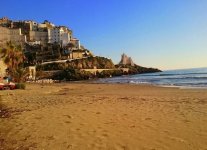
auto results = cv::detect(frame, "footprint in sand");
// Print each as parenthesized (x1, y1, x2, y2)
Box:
(115, 144, 129, 150)
(101, 133, 109, 138)
(46, 135, 55, 140)
(64, 115, 73, 119)
(67, 144, 73, 149)
(65, 121, 72, 124)
(145, 117, 152, 120)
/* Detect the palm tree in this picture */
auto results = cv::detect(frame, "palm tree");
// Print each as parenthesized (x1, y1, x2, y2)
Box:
(12, 67, 29, 83)
(0, 41, 26, 81)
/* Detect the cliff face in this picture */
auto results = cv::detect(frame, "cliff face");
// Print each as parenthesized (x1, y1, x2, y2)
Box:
(68, 56, 115, 69)
(36, 56, 116, 80)
(36, 55, 161, 81)
(119, 53, 134, 66)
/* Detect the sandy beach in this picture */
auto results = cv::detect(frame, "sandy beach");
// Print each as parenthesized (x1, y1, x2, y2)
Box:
(0, 83, 207, 150)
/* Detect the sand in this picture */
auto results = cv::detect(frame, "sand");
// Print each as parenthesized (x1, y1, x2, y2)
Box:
(0, 83, 207, 150)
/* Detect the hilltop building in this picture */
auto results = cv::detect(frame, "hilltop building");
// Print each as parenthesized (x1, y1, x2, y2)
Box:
(0, 17, 75, 47)
(22, 20, 38, 31)
(48, 26, 72, 47)
(0, 17, 93, 73)
(11, 21, 35, 41)
(29, 30, 48, 45)
(0, 26, 27, 46)
(38, 20, 55, 29)
(0, 17, 11, 27)
(70, 38, 81, 49)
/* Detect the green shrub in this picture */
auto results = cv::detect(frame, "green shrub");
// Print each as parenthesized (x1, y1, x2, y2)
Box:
(15, 83, 26, 89)
(36, 57, 115, 71)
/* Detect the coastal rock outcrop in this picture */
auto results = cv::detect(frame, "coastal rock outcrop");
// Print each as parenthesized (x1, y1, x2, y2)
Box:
(117, 53, 161, 74)
(119, 53, 134, 66)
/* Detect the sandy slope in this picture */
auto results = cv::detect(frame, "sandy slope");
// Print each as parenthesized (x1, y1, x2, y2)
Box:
(0, 83, 207, 150)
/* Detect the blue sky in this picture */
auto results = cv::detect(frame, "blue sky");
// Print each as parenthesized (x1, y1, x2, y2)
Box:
(1, 0, 207, 70)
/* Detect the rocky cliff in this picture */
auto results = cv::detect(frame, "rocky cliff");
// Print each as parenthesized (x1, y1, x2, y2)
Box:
(36, 55, 161, 81)
(119, 53, 134, 66)
(37, 56, 115, 71)
(117, 53, 161, 74)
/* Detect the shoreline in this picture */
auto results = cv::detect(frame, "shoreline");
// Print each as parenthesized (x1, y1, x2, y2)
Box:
(53, 80, 207, 90)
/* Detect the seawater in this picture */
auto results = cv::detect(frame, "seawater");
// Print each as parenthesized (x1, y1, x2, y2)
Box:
(97, 67, 207, 88)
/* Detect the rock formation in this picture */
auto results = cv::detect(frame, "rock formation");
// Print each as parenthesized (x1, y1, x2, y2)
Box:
(119, 53, 135, 66)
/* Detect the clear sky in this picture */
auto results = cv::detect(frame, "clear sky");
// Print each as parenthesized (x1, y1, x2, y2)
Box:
(1, 0, 207, 70)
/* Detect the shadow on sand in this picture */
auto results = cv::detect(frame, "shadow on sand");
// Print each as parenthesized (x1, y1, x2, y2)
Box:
(0, 96, 11, 118)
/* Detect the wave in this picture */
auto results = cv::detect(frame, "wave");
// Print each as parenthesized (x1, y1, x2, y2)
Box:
(96, 68, 207, 88)
(140, 72, 207, 77)
(129, 81, 150, 84)
(159, 76, 207, 80)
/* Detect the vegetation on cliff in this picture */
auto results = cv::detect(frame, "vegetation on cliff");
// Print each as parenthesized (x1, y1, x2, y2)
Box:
(36, 56, 161, 81)
(36, 69, 123, 81)
(36, 56, 115, 71)
(36, 56, 117, 80)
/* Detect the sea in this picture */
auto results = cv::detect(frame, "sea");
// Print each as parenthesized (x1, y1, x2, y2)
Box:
(96, 67, 207, 88)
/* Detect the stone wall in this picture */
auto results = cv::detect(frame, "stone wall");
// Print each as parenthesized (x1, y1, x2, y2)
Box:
(0, 60, 6, 77)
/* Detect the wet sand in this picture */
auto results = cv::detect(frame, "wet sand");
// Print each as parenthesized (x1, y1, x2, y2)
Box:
(0, 83, 207, 150)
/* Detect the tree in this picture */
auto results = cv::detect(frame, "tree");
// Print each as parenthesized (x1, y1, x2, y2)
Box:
(0, 41, 27, 82)
(12, 67, 29, 83)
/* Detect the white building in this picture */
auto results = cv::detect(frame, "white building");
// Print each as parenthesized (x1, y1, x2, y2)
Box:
(27, 41, 41, 45)
(48, 26, 72, 47)
(48, 27, 60, 44)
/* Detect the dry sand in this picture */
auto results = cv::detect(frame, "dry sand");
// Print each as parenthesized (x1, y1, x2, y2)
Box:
(0, 83, 207, 150)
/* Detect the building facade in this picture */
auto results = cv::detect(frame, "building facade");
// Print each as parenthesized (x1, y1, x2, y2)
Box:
(0, 26, 26, 46)
(38, 20, 55, 29)
(48, 26, 72, 47)
(70, 38, 80, 49)
(0, 18, 84, 56)
(24, 20, 38, 31)
(0, 17, 11, 27)
(29, 31, 48, 45)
